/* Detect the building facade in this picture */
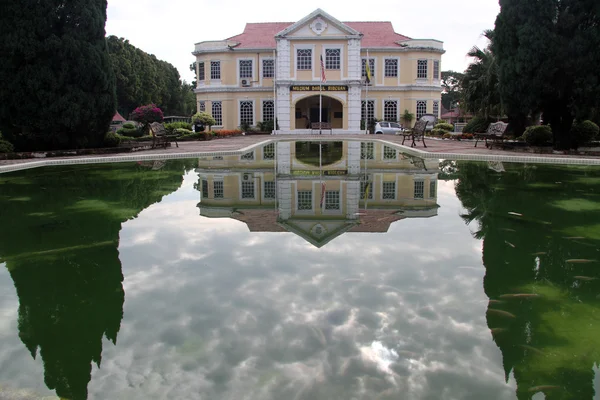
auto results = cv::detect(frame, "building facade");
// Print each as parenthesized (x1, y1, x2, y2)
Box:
(192, 9, 444, 134)
(196, 140, 439, 247)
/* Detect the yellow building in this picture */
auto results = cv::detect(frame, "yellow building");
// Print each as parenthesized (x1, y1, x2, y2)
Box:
(196, 140, 439, 247)
(192, 9, 444, 134)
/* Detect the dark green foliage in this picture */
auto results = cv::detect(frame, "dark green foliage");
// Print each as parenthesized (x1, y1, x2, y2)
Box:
(462, 116, 494, 133)
(115, 134, 153, 142)
(257, 120, 275, 132)
(122, 122, 135, 129)
(165, 122, 192, 134)
(0, 139, 14, 153)
(107, 36, 194, 117)
(116, 127, 142, 137)
(0, 160, 194, 400)
(441, 71, 464, 111)
(103, 132, 120, 147)
(570, 120, 599, 148)
(0, 0, 117, 151)
(493, 0, 600, 149)
(522, 125, 552, 146)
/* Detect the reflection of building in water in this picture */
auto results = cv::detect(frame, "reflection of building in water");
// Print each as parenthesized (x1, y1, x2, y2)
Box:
(196, 141, 439, 247)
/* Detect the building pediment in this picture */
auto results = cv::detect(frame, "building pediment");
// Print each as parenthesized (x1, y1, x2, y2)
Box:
(275, 8, 362, 39)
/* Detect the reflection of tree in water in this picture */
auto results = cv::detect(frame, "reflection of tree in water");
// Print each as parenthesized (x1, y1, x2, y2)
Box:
(454, 162, 600, 400)
(0, 160, 194, 400)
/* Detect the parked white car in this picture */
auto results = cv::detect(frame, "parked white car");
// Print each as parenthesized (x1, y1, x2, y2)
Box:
(374, 121, 406, 135)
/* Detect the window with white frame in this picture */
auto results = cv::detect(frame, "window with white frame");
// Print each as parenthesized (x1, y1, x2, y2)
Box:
(241, 181, 254, 199)
(198, 101, 205, 112)
(239, 100, 254, 126)
(263, 143, 275, 160)
(212, 101, 222, 125)
(297, 49, 312, 70)
(264, 181, 276, 199)
(361, 100, 375, 124)
(360, 179, 373, 200)
(384, 100, 398, 122)
(262, 100, 274, 122)
(383, 182, 396, 200)
(416, 100, 427, 120)
(383, 145, 397, 160)
(214, 181, 224, 198)
(239, 60, 253, 79)
(198, 62, 205, 81)
(325, 191, 340, 210)
(210, 61, 221, 80)
(384, 59, 398, 77)
(429, 180, 437, 198)
(433, 60, 440, 80)
(201, 179, 208, 196)
(361, 142, 374, 160)
(433, 101, 439, 118)
(362, 58, 375, 78)
(325, 48, 340, 70)
(262, 59, 274, 78)
(417, 59, 427, 79)
(297, 190, 312, 210)
(241, 151, 254, 160)
(414, 180, 424, 199)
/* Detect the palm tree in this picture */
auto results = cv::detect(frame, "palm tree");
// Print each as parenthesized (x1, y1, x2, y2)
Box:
(461, 30, 503, 120)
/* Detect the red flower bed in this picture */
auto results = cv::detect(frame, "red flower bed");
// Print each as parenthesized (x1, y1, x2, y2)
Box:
(213, 129, 243, 138)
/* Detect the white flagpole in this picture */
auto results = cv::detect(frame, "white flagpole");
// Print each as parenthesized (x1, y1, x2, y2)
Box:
(319, 49, 323, 135)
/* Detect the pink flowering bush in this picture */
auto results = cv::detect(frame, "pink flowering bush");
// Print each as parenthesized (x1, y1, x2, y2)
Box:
(131, 104, 164, 126)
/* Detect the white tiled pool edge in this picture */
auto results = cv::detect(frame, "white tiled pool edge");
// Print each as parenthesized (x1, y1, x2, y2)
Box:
(2, 138, 600, 174)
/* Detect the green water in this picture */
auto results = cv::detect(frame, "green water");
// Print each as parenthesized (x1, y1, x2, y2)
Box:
(0, 148, 599, 400)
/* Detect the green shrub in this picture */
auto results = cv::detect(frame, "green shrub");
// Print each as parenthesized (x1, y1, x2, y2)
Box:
(165, 122, 192, 134)
(431, 128, 447, 136)
(116, 134, 153, 142)
(442, 133, 453, 139)
(103, 132, 121, 147)
(571, 120, 599, 148)
(434, 122, 454, 132)
(193, 112, 216, 128)
(462, 116, 494, 133)
(116, 126, 143, 138)
(523, 125, 552, 146)
(122, 122, 135, 129)
(174, 128, 193, 136)
(0, 139, 14, 153)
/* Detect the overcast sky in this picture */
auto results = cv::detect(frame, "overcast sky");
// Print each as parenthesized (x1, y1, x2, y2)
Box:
(105, 0, 500, 83)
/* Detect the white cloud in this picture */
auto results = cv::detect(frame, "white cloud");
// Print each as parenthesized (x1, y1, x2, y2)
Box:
(105, 0, 499, 82)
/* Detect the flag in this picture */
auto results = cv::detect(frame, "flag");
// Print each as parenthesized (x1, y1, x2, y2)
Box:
(365, 59, 372, 84)
(320, 182, 326, 209)
(320, 54, 326, 83)
(363, 182, 370, 200)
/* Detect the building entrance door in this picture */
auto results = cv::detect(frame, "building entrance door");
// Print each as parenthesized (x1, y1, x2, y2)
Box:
(310, 108, 329, 124)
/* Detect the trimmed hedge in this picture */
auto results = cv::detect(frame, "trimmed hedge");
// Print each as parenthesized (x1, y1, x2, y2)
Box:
(434, 122, 454, 132)
(116, 126, 143, 138)
(523, 125, 552, 146)
(0, 139, 14, 153)
(165, 122, 192, 134)
(122, 122, 136, 129)
(571, 120, 599, 148)
(462, 116, 494, 133)
(103, 132, 121, 147)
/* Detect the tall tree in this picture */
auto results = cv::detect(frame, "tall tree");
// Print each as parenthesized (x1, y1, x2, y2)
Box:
(461, 30, 503, 119)
(0, 0, 116, 151)
(107, 36, 188, 118)
(493, 0, 600, 148)
(441, 71, 464, 111)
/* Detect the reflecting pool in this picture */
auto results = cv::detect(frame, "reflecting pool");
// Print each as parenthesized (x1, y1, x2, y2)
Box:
(1, 140, 600, 400)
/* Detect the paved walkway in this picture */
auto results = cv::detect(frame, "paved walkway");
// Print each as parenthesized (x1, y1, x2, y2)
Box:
(1, 135, 600, 172)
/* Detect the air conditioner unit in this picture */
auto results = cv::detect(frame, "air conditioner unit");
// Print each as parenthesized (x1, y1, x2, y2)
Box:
(242, 173, 253, 181)
(241, 79, 251, 87)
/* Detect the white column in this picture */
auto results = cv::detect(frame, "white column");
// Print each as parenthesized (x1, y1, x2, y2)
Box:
(276, 142, 291, 174)
(277, 86, 291, 132)
(346, 141, 361, 174)
(347, 39, 362, 80)
(276, 39, 290, 79)
(347, 86, 362, 131)
(278, 181, 292, 220)
(346, 181, 360, 220)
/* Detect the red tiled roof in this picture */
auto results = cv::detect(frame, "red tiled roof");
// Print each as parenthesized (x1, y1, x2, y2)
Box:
(440, 109, 473, 119)
(112, 112, 126, 122)
(226, 21, 411, 49)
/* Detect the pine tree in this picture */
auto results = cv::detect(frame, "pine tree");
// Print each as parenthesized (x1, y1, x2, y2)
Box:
(0, 0, 116, 150)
